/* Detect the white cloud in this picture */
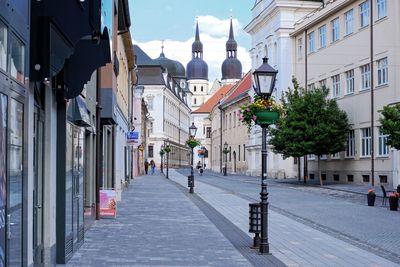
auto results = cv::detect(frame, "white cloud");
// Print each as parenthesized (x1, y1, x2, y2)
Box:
(133, 16, 251, 82)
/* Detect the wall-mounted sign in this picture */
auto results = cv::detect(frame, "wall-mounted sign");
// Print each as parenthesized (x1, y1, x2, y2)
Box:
(127, 131, 139, 145)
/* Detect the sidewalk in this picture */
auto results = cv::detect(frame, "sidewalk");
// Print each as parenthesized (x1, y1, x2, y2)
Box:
(169, 169, 399, 267)
(63, 172, 270, 267)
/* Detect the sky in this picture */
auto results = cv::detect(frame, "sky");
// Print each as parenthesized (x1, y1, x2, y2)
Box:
(129, 0, 254, 82)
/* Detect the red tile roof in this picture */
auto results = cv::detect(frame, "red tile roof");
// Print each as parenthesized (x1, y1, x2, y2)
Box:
(193, 84, 234, 113)
(223, 71, 252, 105)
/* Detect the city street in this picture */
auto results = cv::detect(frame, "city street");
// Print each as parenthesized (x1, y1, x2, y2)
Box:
(63, 169, 400, 267)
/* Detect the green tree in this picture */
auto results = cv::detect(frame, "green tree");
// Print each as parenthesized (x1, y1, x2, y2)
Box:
(269, 79, 350, 185)
(380, 104, 400, 150)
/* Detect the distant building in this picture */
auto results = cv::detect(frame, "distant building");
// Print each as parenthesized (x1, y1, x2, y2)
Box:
(221, 19, 242, 85)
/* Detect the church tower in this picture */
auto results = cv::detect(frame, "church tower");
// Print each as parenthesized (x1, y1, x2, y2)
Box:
(186, 21, 209, 110)
(221, 19, 242, 84)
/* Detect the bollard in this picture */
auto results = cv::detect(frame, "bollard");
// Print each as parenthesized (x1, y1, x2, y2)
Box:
(249, 203, 261, 248)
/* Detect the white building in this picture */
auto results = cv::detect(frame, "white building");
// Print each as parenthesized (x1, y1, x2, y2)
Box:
(244, 0, 322, 178)
(135, 45, 192, 169)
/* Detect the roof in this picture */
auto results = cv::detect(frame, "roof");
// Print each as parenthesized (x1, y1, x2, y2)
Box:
(222, 71, 252, 106)
(193, 84, 234, 113)
(133, 45, 157, 66)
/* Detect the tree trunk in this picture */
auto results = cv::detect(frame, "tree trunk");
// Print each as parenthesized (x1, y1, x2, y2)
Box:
(318, 156, 323, 186)
(297, 157, 301, 182)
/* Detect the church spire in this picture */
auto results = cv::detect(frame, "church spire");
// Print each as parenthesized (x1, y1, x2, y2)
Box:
(191, 20, 203, 59)
(226, 19, 237, 57)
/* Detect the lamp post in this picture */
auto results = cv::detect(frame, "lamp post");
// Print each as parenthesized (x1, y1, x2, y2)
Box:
(252, 57, 278, 254)
(160, 144, 164, 174)
(223, 142, 229, 176)
(188, 122, 198, 194)
(165, 143, 170, 179)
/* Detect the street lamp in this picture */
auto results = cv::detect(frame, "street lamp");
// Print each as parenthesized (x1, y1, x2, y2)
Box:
(165, 143, 171, 179)
(253, 57, 278, 254)
(160, 144, 164, 174)
(188, 122, 197, 194)
(223, 142, 229, 176)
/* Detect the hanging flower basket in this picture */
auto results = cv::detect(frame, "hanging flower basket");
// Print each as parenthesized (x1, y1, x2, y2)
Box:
(186, 138, 201, 148)
(254, 110, 279, 126)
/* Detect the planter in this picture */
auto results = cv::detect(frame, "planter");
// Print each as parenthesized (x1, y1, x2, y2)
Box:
(367, 194, 375, 206)
(389, 197, 398, 211)
(254, 110, 279, 126)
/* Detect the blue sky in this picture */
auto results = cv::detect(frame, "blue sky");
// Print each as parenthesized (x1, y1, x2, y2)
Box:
(129, 0, 254, 82)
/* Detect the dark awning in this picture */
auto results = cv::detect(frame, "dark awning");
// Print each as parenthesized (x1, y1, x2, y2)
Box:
(64, 28, 111, 99)
(67, 96, 91, 127)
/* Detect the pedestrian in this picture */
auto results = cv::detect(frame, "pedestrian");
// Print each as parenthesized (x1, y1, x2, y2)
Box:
(144, 160, 149, 175)
(199, 167, 203, 176)
(150, 160, 156, 175)
(196, 161, 201, 170)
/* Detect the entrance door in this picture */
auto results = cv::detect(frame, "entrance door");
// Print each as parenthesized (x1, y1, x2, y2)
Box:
(33, 107, 44, 265)
(72, 127, 84, 248)
(7, 98, 24, 266)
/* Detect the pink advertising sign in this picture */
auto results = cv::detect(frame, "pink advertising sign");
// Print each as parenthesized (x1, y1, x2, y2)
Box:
(99, 189, 117, 218)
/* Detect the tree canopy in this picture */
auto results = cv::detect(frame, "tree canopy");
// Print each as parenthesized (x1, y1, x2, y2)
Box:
(380, 104, 400, 150)
(269, 79, 350, 185)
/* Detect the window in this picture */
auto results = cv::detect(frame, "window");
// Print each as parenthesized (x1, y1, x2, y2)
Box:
(233, 111, 236, 127)
(243, 144, 246, 161)
(379, 127, 389, 156)
(0, 21, 7, 71)
(321, 174, 326, 180)
(333, 174, 340, 181)
(362, 175, 370, 183)
(361, 127, 371, 157)
(194, 86, 197, 92)
(308, 31, 315, 53)
(310, 173, 315, 180)
(346, 130, 355, 157)
(379, 175, 388, 184)
(331, 18, 340, 42)
(319, 79, 326, 87)
(148, 145, 154, 158)
(345, 70, 354, 94)
(347, 174, 354, 182)
(332, 74, 340, 98)
(331, 153, 340, 159)
(194, 98, 197, 105)
(229, 147, 231, 162)
(377, 0, 387, 19)
(297, 38, 303, 58)
(206, 127, 211, 138)
(10, 34, 25, 84)
(377, 57, 388, 85)
(307, 83, 315, 91)
(201, 86, 203, 92)
(308, 154, 315, 160)
(319, 25, 327, 48)
(320, 154, 327, 160)
(361, 64, 371, 90)
(345, 9, 354, 35)
(147, 98, 153, 110)
(360, 1, 370, 28)
(229, 113, 232, 128)
(238, 145, 241, 161)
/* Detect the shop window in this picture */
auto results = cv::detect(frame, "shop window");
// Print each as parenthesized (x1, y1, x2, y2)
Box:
(362, 175, 370, 183)
(333, 174, 340, 181)
(347, 174, 354, 182)
(379, 175, 388, 184)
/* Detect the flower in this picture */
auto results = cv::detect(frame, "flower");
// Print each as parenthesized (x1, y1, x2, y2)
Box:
(186, 138, 201, 148)
(367, 189, 375, 195)
(239, 95, 284, 132)
(389, 192, 399, 199)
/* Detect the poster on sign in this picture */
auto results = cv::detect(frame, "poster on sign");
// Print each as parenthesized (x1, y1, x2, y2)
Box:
(99, 189, 117, 218)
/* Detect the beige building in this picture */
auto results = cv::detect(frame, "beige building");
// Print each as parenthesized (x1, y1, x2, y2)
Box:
(292, 0, 399, 186)
(219, 72, 252, 174)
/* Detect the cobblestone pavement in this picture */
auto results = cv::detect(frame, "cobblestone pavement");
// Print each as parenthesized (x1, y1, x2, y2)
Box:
(174, 169, 400, 266)
(62, 172, 273, 267)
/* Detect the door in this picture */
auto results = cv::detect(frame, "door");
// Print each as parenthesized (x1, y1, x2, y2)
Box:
(7, 98, 23, 266)
(72, 127, 84, 248)
(0, 94, 7, 267)
(33, 107, 44, 265)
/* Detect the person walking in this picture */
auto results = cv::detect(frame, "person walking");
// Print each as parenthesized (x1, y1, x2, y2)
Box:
(150, 160, 156, 175)
(144, 160, 149, 175)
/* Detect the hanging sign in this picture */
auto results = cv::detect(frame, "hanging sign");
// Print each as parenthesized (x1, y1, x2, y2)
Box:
(127, 131, 139, 145)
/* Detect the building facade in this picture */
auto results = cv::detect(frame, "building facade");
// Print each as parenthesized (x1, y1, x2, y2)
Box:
(244, 0, 322, 178)
(292, 0, 399, 186)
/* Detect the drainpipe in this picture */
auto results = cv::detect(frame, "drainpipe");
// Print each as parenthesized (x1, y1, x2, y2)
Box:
(219, 105, 223, 173)
(303, 29, 308, 184)
(370, 0, 375, 186)
(95, 69, 102, 220)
